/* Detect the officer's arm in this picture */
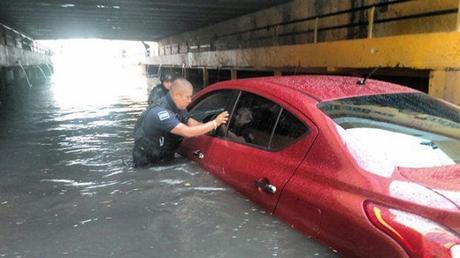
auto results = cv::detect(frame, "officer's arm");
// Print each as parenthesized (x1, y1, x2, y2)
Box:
(170, 111, 229, 138)
(187, 118, 202, 127)
(170, 122, 214, 138)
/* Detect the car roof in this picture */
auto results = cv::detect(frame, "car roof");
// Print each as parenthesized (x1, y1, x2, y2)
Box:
(214, 75, 417, 102)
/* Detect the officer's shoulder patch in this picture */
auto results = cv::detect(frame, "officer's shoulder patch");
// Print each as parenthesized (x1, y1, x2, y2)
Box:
(158, 110, 170, 121)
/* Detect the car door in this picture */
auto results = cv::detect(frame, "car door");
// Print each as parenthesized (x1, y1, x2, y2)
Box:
(205, 91, 318, 213)
(179, 89, 239, 170)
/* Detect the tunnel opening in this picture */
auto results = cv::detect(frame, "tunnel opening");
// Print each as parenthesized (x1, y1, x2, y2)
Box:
(0, 39, 159, 111)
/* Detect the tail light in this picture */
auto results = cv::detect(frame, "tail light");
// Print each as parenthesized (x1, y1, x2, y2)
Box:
(365, 202, 460, 258)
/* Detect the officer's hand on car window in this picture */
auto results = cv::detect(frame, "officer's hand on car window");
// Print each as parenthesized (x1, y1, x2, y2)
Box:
(170, 111, 229, 138)
(214, 111, 229, 127)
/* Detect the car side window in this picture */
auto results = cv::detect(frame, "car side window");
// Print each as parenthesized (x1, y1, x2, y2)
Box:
(188, 90, 237, 123)
(269, 109, 309, 150)
(222, 92, 281, 149)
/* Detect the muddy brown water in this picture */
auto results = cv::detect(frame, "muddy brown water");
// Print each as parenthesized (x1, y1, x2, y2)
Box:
(0, 70, 339, 258)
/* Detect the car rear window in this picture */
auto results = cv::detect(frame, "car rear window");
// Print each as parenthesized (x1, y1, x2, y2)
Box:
(318, 93, 460, 167)
(270, 109, 308, 150)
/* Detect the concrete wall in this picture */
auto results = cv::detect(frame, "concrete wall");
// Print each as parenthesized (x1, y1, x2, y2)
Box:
(151, 0, 460, 105)
(0, 45, 52, 67)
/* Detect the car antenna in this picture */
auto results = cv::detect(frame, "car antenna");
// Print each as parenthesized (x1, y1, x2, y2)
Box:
(357, 66, 380, 86)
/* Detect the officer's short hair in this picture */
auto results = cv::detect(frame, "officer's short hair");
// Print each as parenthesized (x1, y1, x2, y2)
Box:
(170, 78, 193, 94)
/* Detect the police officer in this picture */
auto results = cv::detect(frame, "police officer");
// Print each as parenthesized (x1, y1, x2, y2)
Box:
(147, 72, 176, 106)
(133, 78, 229, 167)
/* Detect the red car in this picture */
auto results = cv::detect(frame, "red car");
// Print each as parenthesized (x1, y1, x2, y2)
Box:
(179, 75, 460, 258)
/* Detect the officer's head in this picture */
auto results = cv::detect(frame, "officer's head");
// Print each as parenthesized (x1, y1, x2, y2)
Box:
(160, 72, 176, 90)
(170, 78, 193, 110)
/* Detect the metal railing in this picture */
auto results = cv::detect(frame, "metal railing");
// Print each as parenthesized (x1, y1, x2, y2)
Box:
(161, 0, 458, 55)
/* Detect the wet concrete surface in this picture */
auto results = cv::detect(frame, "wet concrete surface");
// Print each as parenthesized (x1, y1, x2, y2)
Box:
(0, 70, 340, 258)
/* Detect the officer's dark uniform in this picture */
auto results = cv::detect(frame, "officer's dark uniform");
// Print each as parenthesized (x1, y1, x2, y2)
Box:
(133, 94, 190, 167)
(147, 83, 168, 106)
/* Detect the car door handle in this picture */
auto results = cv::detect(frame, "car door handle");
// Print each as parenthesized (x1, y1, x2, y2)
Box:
(255, 178, 276, 194)
(193, 150, 204, 159)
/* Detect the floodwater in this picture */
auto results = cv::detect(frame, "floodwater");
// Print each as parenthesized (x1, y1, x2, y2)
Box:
(0, 66, 339, 258)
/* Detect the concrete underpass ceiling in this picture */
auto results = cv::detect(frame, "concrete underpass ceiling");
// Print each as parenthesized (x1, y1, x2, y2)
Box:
(0, 0, 291, 41)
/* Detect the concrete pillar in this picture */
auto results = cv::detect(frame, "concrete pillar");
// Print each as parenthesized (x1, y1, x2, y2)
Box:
(34, 65, 48, 83)
(12, 66, 31, 89)
(182, 67, 188, 79)
(33, 66, 40, 83)
(12, 67, 20, 83)
(42, 64, 53, 76)
(429, 70, 460, 105)
(28, 66, 36, 83)
(5, 68, 14, 83)
(23, 66, 33, 87)
(0, 28, 6, 45)
(0, 67, 6, 102)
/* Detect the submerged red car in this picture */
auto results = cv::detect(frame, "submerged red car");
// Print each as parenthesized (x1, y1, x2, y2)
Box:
(179, 75, 460, 258)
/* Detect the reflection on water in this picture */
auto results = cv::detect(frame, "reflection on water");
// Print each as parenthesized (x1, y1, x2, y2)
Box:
(0, 64, 148, 192)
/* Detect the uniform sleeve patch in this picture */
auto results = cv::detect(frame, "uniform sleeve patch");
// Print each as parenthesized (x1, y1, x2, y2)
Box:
(158, 111, 170, 121)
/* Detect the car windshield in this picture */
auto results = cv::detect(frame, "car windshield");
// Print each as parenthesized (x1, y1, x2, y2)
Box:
(318, 93, 460, 169)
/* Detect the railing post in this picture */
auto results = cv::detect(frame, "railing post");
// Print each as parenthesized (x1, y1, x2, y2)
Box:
(457, 0, 460, 31)
(313, 17, 319, 43)
(368, 6, 376, 39)
(231, 69, 237, 80)
(182, 63, 187, 78)
(273, 25, 279, 46)
(1, 28, 6, 45)
(202, 67, 209, 87)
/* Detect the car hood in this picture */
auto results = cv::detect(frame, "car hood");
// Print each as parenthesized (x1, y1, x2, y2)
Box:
(397, 165, 460, 208)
